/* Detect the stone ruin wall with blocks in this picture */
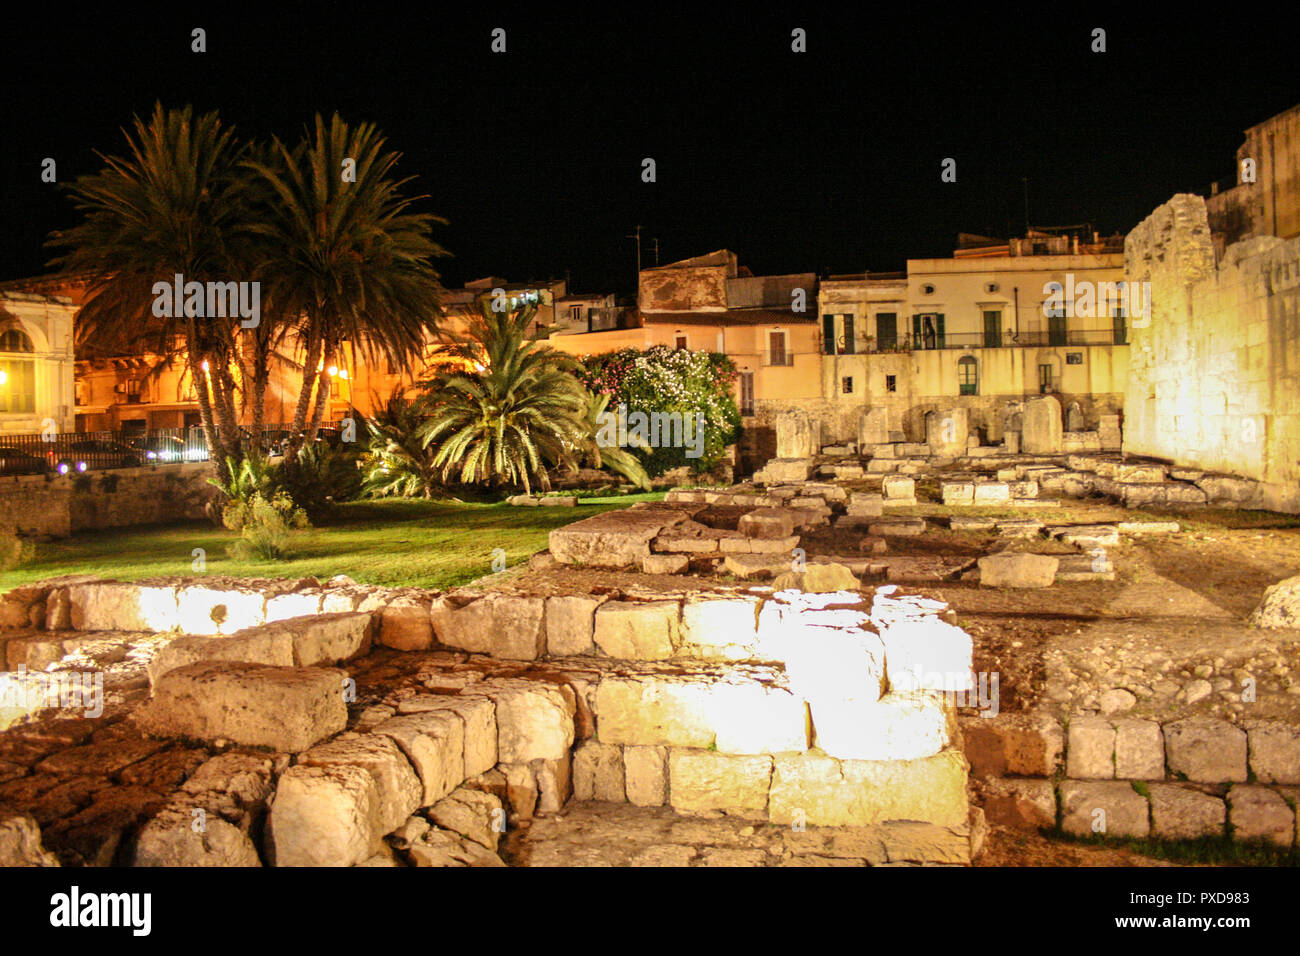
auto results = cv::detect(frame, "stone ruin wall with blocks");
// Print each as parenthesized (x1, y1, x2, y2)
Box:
(0, 571, 983, 867)
(1124, 193, 1300, 514)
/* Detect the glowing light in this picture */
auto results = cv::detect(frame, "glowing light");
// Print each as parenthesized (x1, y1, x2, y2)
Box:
(339, 369, 348, 380)
(326, 365, 338, 377)
(200, 360, 210, 373)
(0, 369, 8, 385)
(474, 362, 486, 373)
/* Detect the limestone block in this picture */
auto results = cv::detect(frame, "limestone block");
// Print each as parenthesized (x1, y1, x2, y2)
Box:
(67, 581, 182, 632)
(1148, 784, 1225, 840)
(679, 596, 760, 659)
(738, 508, 795, 539)
(668, 750, 772, 818)
(1164, 718, 1248, 783)
(775, 411, 817, 459)
(972, 483, 1011, 505)
(1066, 716, 1115, 779)
(428, 788, 505, 851)
(857, 408, 890, 448)
(768, 749, 969, 828)
(776, 623, 887, 704)
(1251, 574, 1300, 629)
(477, 679, 574, 763)
(297, 735, 422, 835)
(876, 616, 973, 693)
(1113, 719, 1165, 779)
(379, 595, 434, 651)
(0, 810, 59, 867)
(1022, 396, 1063, 454)
(1245, 721, 1300, 784)
(1227, 786, 1294, 847)
(811, 691, 952, 761)
(264, 590, 324, 623)
(375, 710, 466, 806)
(395, 695, 497, 778)
(572, 740, 626, 802)
(594, 676, 716, 748)
(624, 745, 668, 806)
(534, 754, 572, 815)
(593, 600, 679, 660)
(881, 475, 915, 500)
(1059, 780, 1149, 838)
(135, 662, 347, 753)
(268, 763, 382, 866)
(977, 777, 1057, 829)
(432, 593, 547, 660)
(978, 553, 1059, 589)
(642, 553, 689, 574)
(710, 681, 809, 755)
(544, 594, 604, 656)
(926, 407, 969, 457)
(134, 807, 261, 867)
(548, 509, 684, 568)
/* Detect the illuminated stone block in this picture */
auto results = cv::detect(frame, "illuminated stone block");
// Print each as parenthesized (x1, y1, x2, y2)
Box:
(593, 600, 679, 660)
(297, 734, 422, 835)
(811, 691, 953, 761)
(668, 750, 772, 818)
(268, 763, 382, 866)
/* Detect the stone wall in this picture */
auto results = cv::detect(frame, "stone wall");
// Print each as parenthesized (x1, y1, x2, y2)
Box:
(0, 462, 217, 537)
(1124, 194, 1300, 513)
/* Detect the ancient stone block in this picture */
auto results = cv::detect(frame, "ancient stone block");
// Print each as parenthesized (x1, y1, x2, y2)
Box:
(679, 596, 760, 659)
(1066, 717, 1115, 779)
(1022, 396, 1063, 454)
(297, 734, 422, 835)
(594, 676, 715, 748)
(1251, 574, 1300, 629)
(768, 749, 969, 828)
(548, 510, 684, 569)
(267, 763, 382, 866)
(135, 662, 347, 753)
(379, 595, 433, 651)
(811, 691, 952, 761)
(1246, 721, 1300, 784)
(978, 777, 1057, 830)
(642, 553, 689, 574)
(374, 710, 466, 806)
(1113, 719, 1165, 780)
(978, 553, 1059, 588)
(875, 616, 973, 693)
(624, 745, 668, 806)
(1164, 718, 1248, 783)
(775, 411, 817, 459)
(432, 593, 547, 660)
(544, 594, 603, 656)
(1059, 780, 1149, 838)
(1227, 786, 1294, 847)
(738, 508, 795, 539)
(573, 740, 626, 802)
(593, 600, 679, 660)
(1148, 784, 1225, 840)
(429, 788, 504, 851)
(961, 712, 1064, 777)
(477, 680, 574, 764)
(972, 482, 1011, 505)
(668, 750, 772, 818)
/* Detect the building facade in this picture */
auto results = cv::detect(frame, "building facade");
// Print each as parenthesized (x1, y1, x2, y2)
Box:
(0, 291, 77, 436)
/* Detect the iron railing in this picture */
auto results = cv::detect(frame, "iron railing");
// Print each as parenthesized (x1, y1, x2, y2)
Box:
(0, 421, 348, 476)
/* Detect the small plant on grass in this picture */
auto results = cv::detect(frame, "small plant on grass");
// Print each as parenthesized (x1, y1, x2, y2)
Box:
(222, 490, 311, 561)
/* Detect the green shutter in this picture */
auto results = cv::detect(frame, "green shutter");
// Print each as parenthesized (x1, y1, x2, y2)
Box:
(842, 315, 855, 354)
(935, 314, 946, 349)
(822, 315, 835, 355)
(912, 314, 922, 347)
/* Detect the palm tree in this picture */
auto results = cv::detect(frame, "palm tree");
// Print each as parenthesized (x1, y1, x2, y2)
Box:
(575, 389, 652, 490)
(361, 390, 445, 498)
(242, 113, 448, 458)
(47, 103, 253, 462)
(420, 297, 587, 494)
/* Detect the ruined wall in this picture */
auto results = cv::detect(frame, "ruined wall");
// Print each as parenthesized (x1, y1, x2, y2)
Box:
(0, 462, 218, 537)
(1124, 194, 1300, 512)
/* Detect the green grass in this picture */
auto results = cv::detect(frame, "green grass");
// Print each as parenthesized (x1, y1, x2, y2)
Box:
(1052, 829, 1298, 866)
(0, 493, 665, 592)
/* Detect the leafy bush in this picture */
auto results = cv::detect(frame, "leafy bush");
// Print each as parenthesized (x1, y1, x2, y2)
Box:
(576, 346, 741, 476)
(278, 439, 365, 518)
(361, 393, 445, 498)
(222, 491, 310, 561)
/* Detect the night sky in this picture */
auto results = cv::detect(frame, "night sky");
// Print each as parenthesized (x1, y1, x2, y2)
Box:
(4, 4, 1298, 297)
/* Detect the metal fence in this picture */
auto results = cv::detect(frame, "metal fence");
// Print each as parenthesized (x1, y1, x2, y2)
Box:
(0, 421, 348, 477)
(829, 326, 1128, 354)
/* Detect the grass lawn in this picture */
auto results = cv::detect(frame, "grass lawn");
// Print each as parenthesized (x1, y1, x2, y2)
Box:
(0, 493, 665, 592)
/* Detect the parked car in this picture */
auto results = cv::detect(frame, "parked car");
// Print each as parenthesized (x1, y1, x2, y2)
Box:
(50, 440, 145, 474)
(0, 446, 52, 475)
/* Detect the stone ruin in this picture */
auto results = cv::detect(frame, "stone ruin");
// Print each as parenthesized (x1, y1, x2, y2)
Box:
(0, 569, 983, 867)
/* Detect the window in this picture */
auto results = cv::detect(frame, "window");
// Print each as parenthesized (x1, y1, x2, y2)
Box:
(1112, 297, 1128, 345)
(1066, 352, 1084, 365)
(739, 372, 755, 416)
(1038, 364, 1055, 393)
(767, 330, 790, 366)
(885, 374, 897, 393)
(876, 313, 897, 350)
(821, 314, 856, 355)
(921, 283, 935, 295)
(674, 334, 688, 350)
(982, 311, 1002, 348)
(841, 376, 854, 394)
(958, 356, 978, 395)
(912, 313, 945, 349)
(1048, 314, 1067, 346)
(0, 329, 34, 353)
(124, 377, 144, 404)
(0, 358, 35, 413)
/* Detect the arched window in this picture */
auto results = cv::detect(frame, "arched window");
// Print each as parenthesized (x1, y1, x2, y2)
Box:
(958, 355, 978, 395)
(0, 326, 37, 414)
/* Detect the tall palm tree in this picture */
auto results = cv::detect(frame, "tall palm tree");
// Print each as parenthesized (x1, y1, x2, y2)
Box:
(47, 103, 253, 462)
(242, 113, 448, 458)
(420, 297, 587, 494)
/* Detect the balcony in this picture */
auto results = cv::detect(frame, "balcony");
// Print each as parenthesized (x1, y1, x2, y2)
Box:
(858, 327, 1129, 352)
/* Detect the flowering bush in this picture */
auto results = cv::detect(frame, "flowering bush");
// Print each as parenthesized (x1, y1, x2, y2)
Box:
(576, 346, 741, 476)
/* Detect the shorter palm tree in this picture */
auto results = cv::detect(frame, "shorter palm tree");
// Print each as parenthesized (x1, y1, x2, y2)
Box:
(574, 389, 652, 490)
(420, 297, 586, 494)
(361, 391, 445, 498)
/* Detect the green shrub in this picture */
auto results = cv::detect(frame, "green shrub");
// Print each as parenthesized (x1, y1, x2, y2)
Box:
(222, 491, 310, 561)
(278, 440, 364, 518)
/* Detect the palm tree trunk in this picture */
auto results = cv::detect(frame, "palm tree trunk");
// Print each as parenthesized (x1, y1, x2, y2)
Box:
(306, 343, 334, 438)
(286, 322, 322, 459)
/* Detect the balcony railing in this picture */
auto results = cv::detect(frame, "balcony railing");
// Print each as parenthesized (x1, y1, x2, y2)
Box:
(847, 327, 1128, 352)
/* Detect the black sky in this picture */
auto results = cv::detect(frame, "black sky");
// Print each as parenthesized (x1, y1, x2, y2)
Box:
(4, 3, 1299, 297)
